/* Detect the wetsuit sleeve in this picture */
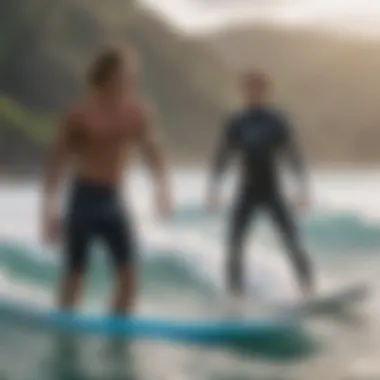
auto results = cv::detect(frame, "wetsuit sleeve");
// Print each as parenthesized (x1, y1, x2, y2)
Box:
(279, 114, 308, 188)
(210, 117, 237, 184)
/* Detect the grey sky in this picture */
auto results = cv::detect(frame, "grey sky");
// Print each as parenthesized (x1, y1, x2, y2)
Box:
(137, 0, 380, 37)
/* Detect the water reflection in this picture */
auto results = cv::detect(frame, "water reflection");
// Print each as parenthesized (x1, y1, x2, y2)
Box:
(34, 331, 138, 380)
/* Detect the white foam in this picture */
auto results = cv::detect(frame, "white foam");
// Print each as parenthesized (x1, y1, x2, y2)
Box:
(0, 168, 379, 307)
(0, 267, 53, 308)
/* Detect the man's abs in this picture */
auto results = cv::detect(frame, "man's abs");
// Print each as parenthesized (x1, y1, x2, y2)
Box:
(75, 157, 126, 186)
(73, 141, 132, 186)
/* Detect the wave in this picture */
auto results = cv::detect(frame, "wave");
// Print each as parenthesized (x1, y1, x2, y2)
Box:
(0, 240, 215, 299)
(303, 211, 380, 251)
(171, 204, 380, 251)
(169, 204, 223, 227)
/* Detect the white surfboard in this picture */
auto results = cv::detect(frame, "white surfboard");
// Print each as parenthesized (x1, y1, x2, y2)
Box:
(274, 283, 370, 318)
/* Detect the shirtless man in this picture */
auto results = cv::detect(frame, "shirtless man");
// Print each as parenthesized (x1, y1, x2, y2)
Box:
(41, 46, 171, 315)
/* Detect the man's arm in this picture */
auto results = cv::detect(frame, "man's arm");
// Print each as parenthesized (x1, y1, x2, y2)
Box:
(280, 114, 309, 200)
(137, 104, 171, 217)
(42, 111, 75, 239)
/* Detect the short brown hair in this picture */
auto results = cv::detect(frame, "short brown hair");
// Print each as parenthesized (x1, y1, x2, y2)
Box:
(88, 45, 134, 88)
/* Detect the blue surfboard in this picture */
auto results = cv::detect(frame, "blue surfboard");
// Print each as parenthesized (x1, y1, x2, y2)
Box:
(0, 298, 300, 345)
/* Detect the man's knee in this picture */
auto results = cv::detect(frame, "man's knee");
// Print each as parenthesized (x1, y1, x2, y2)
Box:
(115, 265, 135, 287)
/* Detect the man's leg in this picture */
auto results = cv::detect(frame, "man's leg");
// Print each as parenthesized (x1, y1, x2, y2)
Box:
(58, 271, 84, 311)
(267, 193, 313, 297)
(112, 266, 135, 316)
(100, 211, 136, 316)
(59, 220, 90, 311)
(227, 190, 258, 297)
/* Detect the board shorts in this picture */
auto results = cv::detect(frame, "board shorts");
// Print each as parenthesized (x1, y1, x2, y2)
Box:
(63, 178, 136, 273)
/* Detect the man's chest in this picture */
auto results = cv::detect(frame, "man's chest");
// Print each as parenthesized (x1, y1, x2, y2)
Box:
(78, 111, 137, 144)
(235, 116, 280, 148)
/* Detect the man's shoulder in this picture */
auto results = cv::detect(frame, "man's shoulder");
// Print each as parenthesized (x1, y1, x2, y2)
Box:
(264, 106, 287, 120)
(62, 101, 88, 127)
(226, 109, 246, 126)
(123, 97, 155, 121)
(122, 98, 158, 140)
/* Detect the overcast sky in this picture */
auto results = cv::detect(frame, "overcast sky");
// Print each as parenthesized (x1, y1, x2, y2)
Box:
(137, 0, 380, 37)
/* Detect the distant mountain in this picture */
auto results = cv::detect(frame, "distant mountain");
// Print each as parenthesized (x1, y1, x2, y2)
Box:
(125, 12, 231, 161)
(1, 0, 380, 173)
(0, 0, 227, 170)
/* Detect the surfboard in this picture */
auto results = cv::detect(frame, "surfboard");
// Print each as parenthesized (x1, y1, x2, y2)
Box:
(272, 283, 369, 317)
(0, 298, 300, 345)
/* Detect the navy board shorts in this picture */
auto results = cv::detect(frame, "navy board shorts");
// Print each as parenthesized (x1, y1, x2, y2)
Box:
(63, 178, 136, 273)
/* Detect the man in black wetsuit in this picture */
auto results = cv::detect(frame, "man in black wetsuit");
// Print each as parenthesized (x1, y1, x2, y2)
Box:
(207, 70, 313, 300)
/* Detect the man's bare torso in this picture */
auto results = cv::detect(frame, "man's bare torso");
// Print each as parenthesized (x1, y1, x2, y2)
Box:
(67, 97, 147, 186)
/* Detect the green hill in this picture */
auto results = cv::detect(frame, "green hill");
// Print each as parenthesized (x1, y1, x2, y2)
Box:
(2, 1, 379, 172)
(0, 0, 227, 171)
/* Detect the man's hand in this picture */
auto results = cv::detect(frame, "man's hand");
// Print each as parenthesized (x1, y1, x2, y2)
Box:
(42, 212, 61, 246)
(292, 190, 311, 215)
(156, 188, 172, 220)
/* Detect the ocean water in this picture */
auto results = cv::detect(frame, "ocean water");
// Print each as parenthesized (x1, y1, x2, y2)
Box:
(0, 168, 380, 380)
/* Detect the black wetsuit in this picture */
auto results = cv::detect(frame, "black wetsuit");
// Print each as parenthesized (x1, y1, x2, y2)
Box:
(211, 106, 312, 295)
(64, 178, 136, 274)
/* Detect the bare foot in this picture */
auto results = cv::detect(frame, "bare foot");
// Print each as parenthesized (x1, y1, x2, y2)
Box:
(224, 294, 245, 319)
(301, 284, 314, 303)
